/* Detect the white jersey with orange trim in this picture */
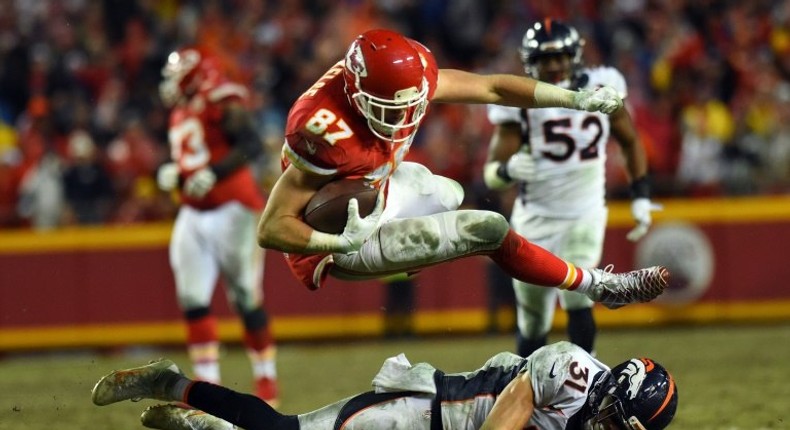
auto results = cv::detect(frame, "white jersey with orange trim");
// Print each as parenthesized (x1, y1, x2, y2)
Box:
(296, 341, 609, 429)
(487, 66, 627, 218)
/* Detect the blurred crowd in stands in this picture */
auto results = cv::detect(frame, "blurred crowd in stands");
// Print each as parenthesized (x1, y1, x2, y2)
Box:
(0, 0, 788, 230)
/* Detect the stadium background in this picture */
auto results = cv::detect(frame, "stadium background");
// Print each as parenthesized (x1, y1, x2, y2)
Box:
(1, 1, 789, 429)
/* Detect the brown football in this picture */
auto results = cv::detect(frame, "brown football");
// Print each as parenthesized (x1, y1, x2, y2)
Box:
(303, 179, 378, 234)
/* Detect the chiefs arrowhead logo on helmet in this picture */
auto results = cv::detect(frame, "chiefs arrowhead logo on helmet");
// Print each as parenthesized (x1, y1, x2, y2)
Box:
(345, 44, 368, 78)
(342, 29, 430, 143)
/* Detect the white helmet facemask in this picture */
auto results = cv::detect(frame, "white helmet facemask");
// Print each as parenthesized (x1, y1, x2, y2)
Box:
(350, 79, 428, 142)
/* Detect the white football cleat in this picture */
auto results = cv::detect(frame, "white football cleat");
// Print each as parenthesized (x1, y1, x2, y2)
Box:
(587, 265, 669, 309)
(92, 359, 182, 406)
(141, 404, 237, 430)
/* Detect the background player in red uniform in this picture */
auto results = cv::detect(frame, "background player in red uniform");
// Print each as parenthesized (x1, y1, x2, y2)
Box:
(257, 29, 668, 309)
(156, 47, 278, 406)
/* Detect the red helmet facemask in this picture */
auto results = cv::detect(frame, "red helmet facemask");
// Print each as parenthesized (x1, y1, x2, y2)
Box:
(343, 29, 429, 142)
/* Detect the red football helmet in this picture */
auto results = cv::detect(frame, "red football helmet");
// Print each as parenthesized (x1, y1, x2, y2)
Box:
(343, 29, 429, 142)
(159, 48, 223, 107)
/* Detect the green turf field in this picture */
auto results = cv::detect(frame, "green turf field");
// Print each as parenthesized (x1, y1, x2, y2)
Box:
(2, 323, 789, 430)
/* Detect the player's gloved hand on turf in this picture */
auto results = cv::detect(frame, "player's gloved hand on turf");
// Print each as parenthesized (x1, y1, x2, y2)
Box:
(626, 197, 663, 242)
(337, 191, 385, 253)
(573, 86, 623, 114)
(505, 151, 537, 182)
(184, 167, 217, 198)
(156, 162, 180, 192)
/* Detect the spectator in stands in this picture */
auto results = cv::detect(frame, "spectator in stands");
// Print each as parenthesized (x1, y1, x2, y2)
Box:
(61, 129, 114, 224)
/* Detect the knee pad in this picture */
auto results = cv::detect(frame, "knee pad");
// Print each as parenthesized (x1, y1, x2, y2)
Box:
(184, 307, 212, 321)
(517, 332, 548, 357)
(436, 175, 465, 210)
(455, 210, 509, 245)
(514, 281, 556, 337)
(241, 307, 269, 331)
(373, 211, 508, 268)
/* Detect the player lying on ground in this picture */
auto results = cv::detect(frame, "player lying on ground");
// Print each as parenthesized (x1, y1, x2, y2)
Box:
(91, 341, 678, 430)
(256, 28, 668, 309)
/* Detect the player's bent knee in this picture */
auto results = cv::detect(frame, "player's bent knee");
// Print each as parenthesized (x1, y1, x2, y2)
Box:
(456, 210, 509, 245)
(177, 291, 211, 310)
(437, 176, 465, 210)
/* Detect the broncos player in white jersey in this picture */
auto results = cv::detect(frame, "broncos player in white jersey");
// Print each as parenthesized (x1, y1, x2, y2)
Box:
(484, 19, 663, 358)
(91, 341, 677, 430)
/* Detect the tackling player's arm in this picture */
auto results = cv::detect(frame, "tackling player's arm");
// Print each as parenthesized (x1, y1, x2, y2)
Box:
(481, 371, 535, 430)
(433, 69, 622, 114)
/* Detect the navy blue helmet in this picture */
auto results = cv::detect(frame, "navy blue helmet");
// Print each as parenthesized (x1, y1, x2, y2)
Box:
(519, 19, 585, 84)
(582, 358, 678, 430)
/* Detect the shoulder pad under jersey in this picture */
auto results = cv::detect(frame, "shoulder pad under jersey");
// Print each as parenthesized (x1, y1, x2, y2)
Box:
(583, 66, 628, 99)
(524, 341, 606, 408)
(487, 104, 522, 125)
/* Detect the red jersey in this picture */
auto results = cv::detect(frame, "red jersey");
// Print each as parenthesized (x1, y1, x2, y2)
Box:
(168, 81, 265, 211)
(280, 42, 439, 290)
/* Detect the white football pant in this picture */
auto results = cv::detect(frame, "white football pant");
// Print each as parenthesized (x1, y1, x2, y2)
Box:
(509, 203, 607, 338)
(331, 162, 509, 279)
(169, 201, 263, 312)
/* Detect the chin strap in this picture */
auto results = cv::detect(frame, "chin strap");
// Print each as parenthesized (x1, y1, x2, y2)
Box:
(627, 416, 648, 430)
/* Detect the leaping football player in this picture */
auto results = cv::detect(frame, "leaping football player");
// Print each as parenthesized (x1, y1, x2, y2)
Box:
(257, 29, 668, 309)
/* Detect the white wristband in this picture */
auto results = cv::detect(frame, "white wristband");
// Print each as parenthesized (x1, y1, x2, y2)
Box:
(306, 230, 350, 253)
(483, 161, 511, 190)
(533, 81, 576, 109)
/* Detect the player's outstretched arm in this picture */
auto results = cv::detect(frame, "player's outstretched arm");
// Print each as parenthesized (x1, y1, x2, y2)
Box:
(481, 371, 535, 430)
(434, 69, 623, 114)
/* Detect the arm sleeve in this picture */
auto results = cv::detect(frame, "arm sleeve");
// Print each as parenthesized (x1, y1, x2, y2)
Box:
(589, 66, 628, 99)
(211, 103, 264, 179)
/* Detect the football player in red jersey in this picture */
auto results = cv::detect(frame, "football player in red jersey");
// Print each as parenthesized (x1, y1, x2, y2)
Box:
(156, 47, 278, 406)
(257, 29, 668, 309)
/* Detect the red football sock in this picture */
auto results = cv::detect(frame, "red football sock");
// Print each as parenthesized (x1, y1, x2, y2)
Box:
(243, 326, 274, 352)
(187, 314, 219, 345)
(490, 229, 584, 289)
(244, 325, 278, 404)
(186, 315, 221, 383)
